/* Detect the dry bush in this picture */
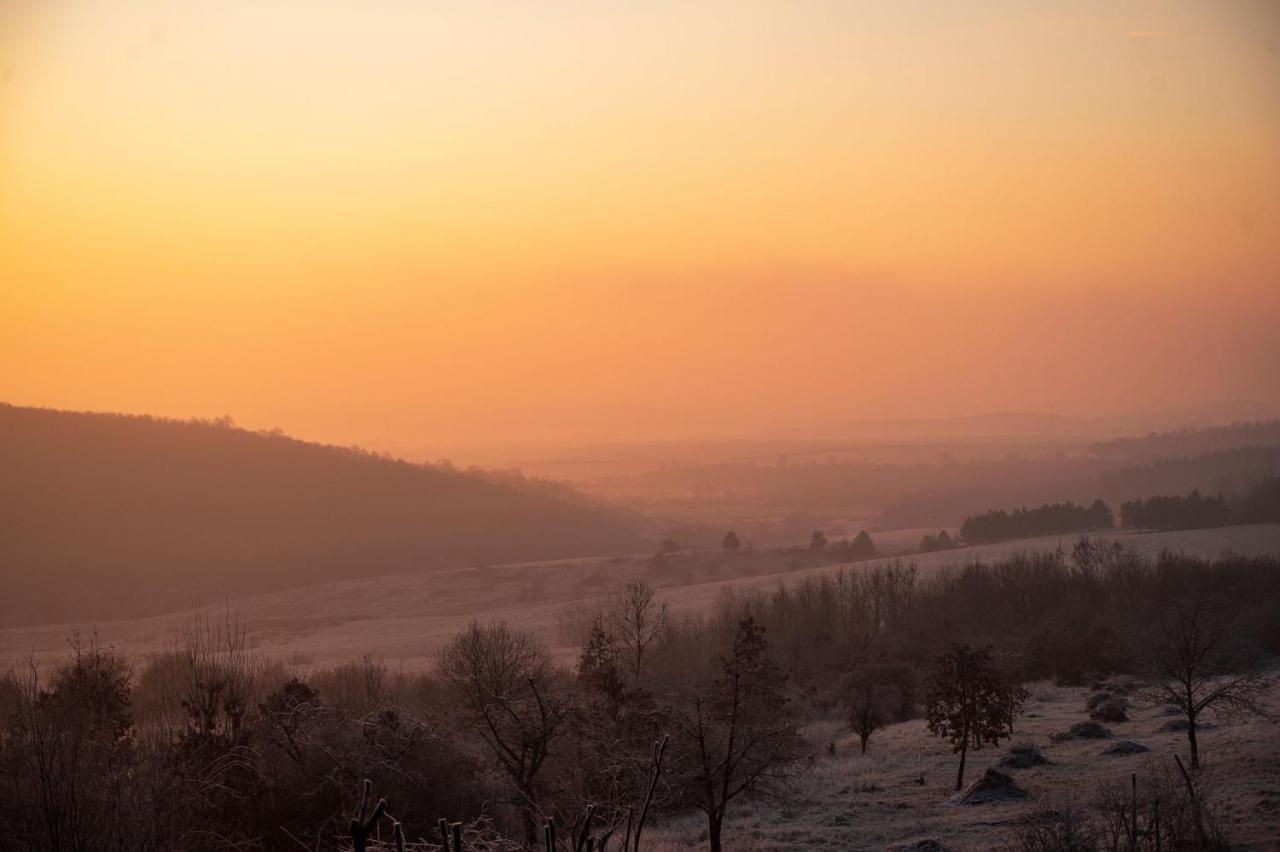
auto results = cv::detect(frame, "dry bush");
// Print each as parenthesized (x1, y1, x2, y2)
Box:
(1013, 759, 1233, 851)
(1025, 679, 1060, 703)
(1087, 691, 1130, 723)
(0, 642, 167, 851)
(131, 650, 189, 732)
(313, 655, 393, 714)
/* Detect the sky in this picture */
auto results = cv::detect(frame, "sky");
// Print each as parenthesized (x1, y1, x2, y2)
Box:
(2, 0, 1278, 453)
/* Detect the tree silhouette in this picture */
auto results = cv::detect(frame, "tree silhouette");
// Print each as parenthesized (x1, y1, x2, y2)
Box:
(669, 618, 806, 852)
(926, 644, 1027, 790)
(610, 579, 669, 680)
(850, 530, 876, 558)
(1138, 598, 1271, 769)
(847, 663, 913, 754)
(438, 621, 567, 843)
(578, 619, 625, 711)
(722, 531, 741, 552)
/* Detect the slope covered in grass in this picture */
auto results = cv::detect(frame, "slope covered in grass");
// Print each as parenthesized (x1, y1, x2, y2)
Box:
(0, 403, 648, 626)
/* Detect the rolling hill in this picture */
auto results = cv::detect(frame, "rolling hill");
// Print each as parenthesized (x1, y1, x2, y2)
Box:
(0, 404, 650, 627)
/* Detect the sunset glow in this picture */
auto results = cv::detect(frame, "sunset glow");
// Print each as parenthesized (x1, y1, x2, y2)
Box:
(3, 0, 1278, 450)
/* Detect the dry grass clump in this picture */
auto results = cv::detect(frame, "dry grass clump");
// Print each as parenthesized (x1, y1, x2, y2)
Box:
(999, 743, 1053, 770)
(952, 768, 1029, 805)
(1088, 693, 1131, 723)
(1012, 758, 1236, 851)
(1053, 721, 1112, 741)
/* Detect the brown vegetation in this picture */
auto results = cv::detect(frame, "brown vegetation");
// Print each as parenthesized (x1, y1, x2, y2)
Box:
(2, 542, 1278, 849)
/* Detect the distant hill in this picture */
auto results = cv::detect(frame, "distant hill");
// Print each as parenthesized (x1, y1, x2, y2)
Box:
(1098, 446, 1280, 502)
(0, 404, 650, 627)
(1090, 420, 1280, 461)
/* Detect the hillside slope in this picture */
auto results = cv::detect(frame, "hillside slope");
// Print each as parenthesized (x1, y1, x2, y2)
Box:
(4, 523, 1276, 676)
(0, 404, 648, 626)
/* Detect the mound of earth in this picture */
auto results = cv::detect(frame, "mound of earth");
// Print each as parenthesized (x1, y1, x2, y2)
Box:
(999, 743, 1053, 769)
(953, 768, 1029, 805)
(1053, 721, 1112, 741)
(1103, 740, 1150, 756)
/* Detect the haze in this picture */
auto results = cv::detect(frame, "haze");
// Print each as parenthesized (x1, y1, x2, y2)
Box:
(3, 0, 1279, 452)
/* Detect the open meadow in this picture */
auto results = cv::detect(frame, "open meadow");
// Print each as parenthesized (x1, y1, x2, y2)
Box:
(646, 676, 1280, 850)
(4, 524, 1279, 676)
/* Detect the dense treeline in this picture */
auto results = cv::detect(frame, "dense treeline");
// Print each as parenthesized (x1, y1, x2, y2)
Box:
(3, 544, 1276, 850)
(1120, 477, 1280, 531)
(0, 404, 648, 627)
(959, 499, 1113, 544)
(1120, 491, 1230, 531)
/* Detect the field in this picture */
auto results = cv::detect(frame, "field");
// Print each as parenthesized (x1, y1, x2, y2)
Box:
(645, 676, 1280, 850)
(3, 523, 1279, 676)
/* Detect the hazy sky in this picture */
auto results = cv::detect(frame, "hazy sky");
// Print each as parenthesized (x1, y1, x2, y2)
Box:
(2, 0, 1278, 450)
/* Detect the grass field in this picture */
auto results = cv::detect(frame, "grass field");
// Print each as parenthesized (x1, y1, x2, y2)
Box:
(3, 524, 1279, 676)
(644, 674, 1280, 850)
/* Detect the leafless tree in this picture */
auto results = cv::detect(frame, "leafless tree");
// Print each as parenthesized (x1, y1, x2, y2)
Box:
(438, 621, 569, 844)
(668, 618, 807, 852)
(179, 605, 259, 743)
(1137, 597, 1272, 770)
(609, 580, 669, 680)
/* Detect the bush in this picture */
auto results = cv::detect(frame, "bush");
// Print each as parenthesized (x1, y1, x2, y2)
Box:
(1086, 692, 1129, 723)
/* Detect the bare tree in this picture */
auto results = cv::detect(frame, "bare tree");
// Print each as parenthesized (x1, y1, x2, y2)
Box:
(179, 605, 259, 745)
(438, 621, 568, 844)
(668, 618, 806, 852)
(610, 580, 669, 680)
(1138, 597, 1272, 770)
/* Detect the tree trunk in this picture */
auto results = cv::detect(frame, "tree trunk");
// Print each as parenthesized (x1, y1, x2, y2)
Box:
(955, 737, 969, 791)
(1187, 715, 1199, 770)
(523, 812, 539, 849)
(708, 812, 723, 852)
(860, 732, 870, 754)
(1174, 754, 1208, 848)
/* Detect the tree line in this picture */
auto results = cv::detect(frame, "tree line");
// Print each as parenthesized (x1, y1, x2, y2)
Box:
(957, 475, 1280, 544)
(960, 499, 1114, 544)
(1120, 477, 1280, 531)
(2, 542, 1276, 850)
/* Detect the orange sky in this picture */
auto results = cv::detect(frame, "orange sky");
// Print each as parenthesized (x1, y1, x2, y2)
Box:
(2, 0, 1278, 452)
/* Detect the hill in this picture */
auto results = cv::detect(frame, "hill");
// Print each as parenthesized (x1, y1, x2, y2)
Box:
(1090, 419, 1280, 461)
(0, 404, 649, 627)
